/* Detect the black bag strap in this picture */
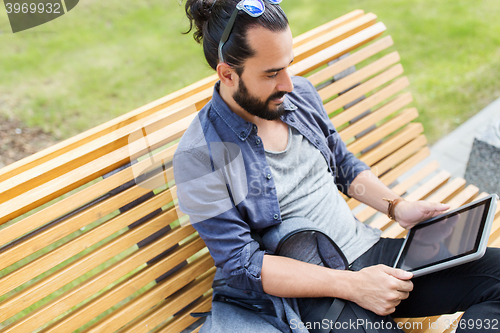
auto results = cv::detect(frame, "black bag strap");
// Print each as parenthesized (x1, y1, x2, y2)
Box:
(350, 302, 379, 333)
(316, 298, 346, 333)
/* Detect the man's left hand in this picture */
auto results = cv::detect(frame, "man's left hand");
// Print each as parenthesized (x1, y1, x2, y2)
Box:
(394, 200, 450, 229)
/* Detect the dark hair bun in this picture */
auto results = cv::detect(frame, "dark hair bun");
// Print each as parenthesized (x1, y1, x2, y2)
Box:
(185, 0, 215, 43)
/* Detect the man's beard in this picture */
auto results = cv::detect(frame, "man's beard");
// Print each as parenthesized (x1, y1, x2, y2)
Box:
(233, 77, 287, 121)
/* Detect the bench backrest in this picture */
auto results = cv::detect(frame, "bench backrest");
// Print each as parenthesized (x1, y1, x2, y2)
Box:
(0, 10, 428, 333)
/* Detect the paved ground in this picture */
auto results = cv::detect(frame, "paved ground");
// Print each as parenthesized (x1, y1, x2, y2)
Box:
(399, 97, 500, 183)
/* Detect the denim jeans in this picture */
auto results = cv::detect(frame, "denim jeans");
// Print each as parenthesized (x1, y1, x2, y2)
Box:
(349, 237, 500, 333)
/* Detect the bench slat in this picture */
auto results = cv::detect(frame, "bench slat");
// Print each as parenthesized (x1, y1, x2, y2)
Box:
(100, 269, 214, 333)
(425, 178, 466, 204)
(318, 51, 401, 101)
(0, 143, 178, 252)
(372, 134, 427, 175)
(355, 161, 440, 223)
(331, 76, 409, 128)
(294, 13, 377, 62)
(37, 244, 211, 333)
(0, 210, 194, 323)
(0, 167, 177, 272)
(293, 10, 365, 47)
(308, 35, 394, 86)
(0, 187, 176, 296)
(152, 293, 212, 333)
(80, 254, 214, 333)
(347, 146, 431, 211)
(116, 271, 214, 333)
(0, 109, 195, 226)
(290, 22, 387, 76)
(360, 121, 424, 167)
(339, 91, 413, 141)
(347, 108, 418, 154)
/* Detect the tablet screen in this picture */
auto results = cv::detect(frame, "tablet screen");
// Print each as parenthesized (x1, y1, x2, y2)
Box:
(396, 199, 491, 272)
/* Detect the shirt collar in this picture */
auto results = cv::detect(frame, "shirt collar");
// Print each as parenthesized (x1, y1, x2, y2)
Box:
(211, 81, 298, 141)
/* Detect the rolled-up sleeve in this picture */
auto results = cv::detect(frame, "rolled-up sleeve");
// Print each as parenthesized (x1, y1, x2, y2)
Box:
(173, 147, 267, 293)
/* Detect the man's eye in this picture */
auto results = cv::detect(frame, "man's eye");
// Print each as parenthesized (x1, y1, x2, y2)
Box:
(268, 72, 278, 78)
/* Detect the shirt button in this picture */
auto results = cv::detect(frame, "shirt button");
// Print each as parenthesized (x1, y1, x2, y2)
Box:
(289, 117, 295, 122)
(266, 173, 272, 180)
(253, 125, 257, 131)
(240, 131, 246, 137)
(256, 139, 261, 145)
(273, 214, 279, 220)
(315, 139, 320, 145)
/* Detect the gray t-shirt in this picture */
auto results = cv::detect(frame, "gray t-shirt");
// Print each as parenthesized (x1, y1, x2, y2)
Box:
(265, 125, 381, 264)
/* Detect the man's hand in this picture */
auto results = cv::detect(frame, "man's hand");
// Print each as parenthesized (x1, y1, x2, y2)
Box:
(394, 200, 450, 229)
(350, 265, 413, 316)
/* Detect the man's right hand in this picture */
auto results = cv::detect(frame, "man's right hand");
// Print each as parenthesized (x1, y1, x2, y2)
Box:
(349, 264, 413, 316)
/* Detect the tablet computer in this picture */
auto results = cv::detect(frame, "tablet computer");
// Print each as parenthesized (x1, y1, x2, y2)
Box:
(393, 193, 498, 277)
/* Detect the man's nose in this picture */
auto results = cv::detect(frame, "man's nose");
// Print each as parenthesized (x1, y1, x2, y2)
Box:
(278, 70, 294, 93)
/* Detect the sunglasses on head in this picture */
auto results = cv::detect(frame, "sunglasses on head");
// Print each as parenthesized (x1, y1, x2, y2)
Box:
(218, 0, 283, 64)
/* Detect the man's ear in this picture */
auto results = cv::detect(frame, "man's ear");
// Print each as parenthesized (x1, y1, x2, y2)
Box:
(217, 63, 237, 88)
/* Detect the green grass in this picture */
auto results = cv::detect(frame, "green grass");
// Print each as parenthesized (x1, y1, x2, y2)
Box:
(1, 0, 499, 143)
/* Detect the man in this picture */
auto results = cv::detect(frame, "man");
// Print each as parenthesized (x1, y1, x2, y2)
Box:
(173, 0, 500, 332)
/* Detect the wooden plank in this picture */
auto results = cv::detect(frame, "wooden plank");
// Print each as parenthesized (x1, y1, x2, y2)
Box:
(0, 208, 194, 323)
(293, 10, 365, 47)
(290, 22, 387, 77)
(379, 147, 431, 186)
(0, 187, 177, 296)
(371, 135, 427, 176)
(445, 184, 480, 208)
(347, 146, 431, 211)
(0, 143, 177, 250)
(355, 161, 439, 223)
(115, 269, 214, 333)
(347, 108, 419, 155)
(360, 121, 423, 166)
(369, 170, 451, 231)
(0, 165, 177, 272)
(0, 106, 196, 224)
(425, 178, 466, 204)
(391, 161, 440, 196)
(399, 309, 463, 333)
(308, 35, 394, 86)
(330, 76, 409, 128)
(0, 105, 196, 203)
(36, 238, 208, 333)
(294, 13, 378, 62)
(81, 254, 214, 333)
(0, 87, 208, 186)
(147, 293, 212, 333)
(339, 92, 413, 141)
(318, 51, 401, 101)
(35, 231, 202, 333)
(488, 215, 500, 246)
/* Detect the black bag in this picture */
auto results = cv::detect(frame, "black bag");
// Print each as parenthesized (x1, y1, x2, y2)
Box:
(260, 217, 403, 333)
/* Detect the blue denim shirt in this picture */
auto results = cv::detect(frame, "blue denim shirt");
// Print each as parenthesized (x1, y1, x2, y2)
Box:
(173, 76, 370, 293)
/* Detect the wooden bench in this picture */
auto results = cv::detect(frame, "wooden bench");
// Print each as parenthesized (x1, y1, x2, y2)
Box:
(0, 9, 499, 333)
